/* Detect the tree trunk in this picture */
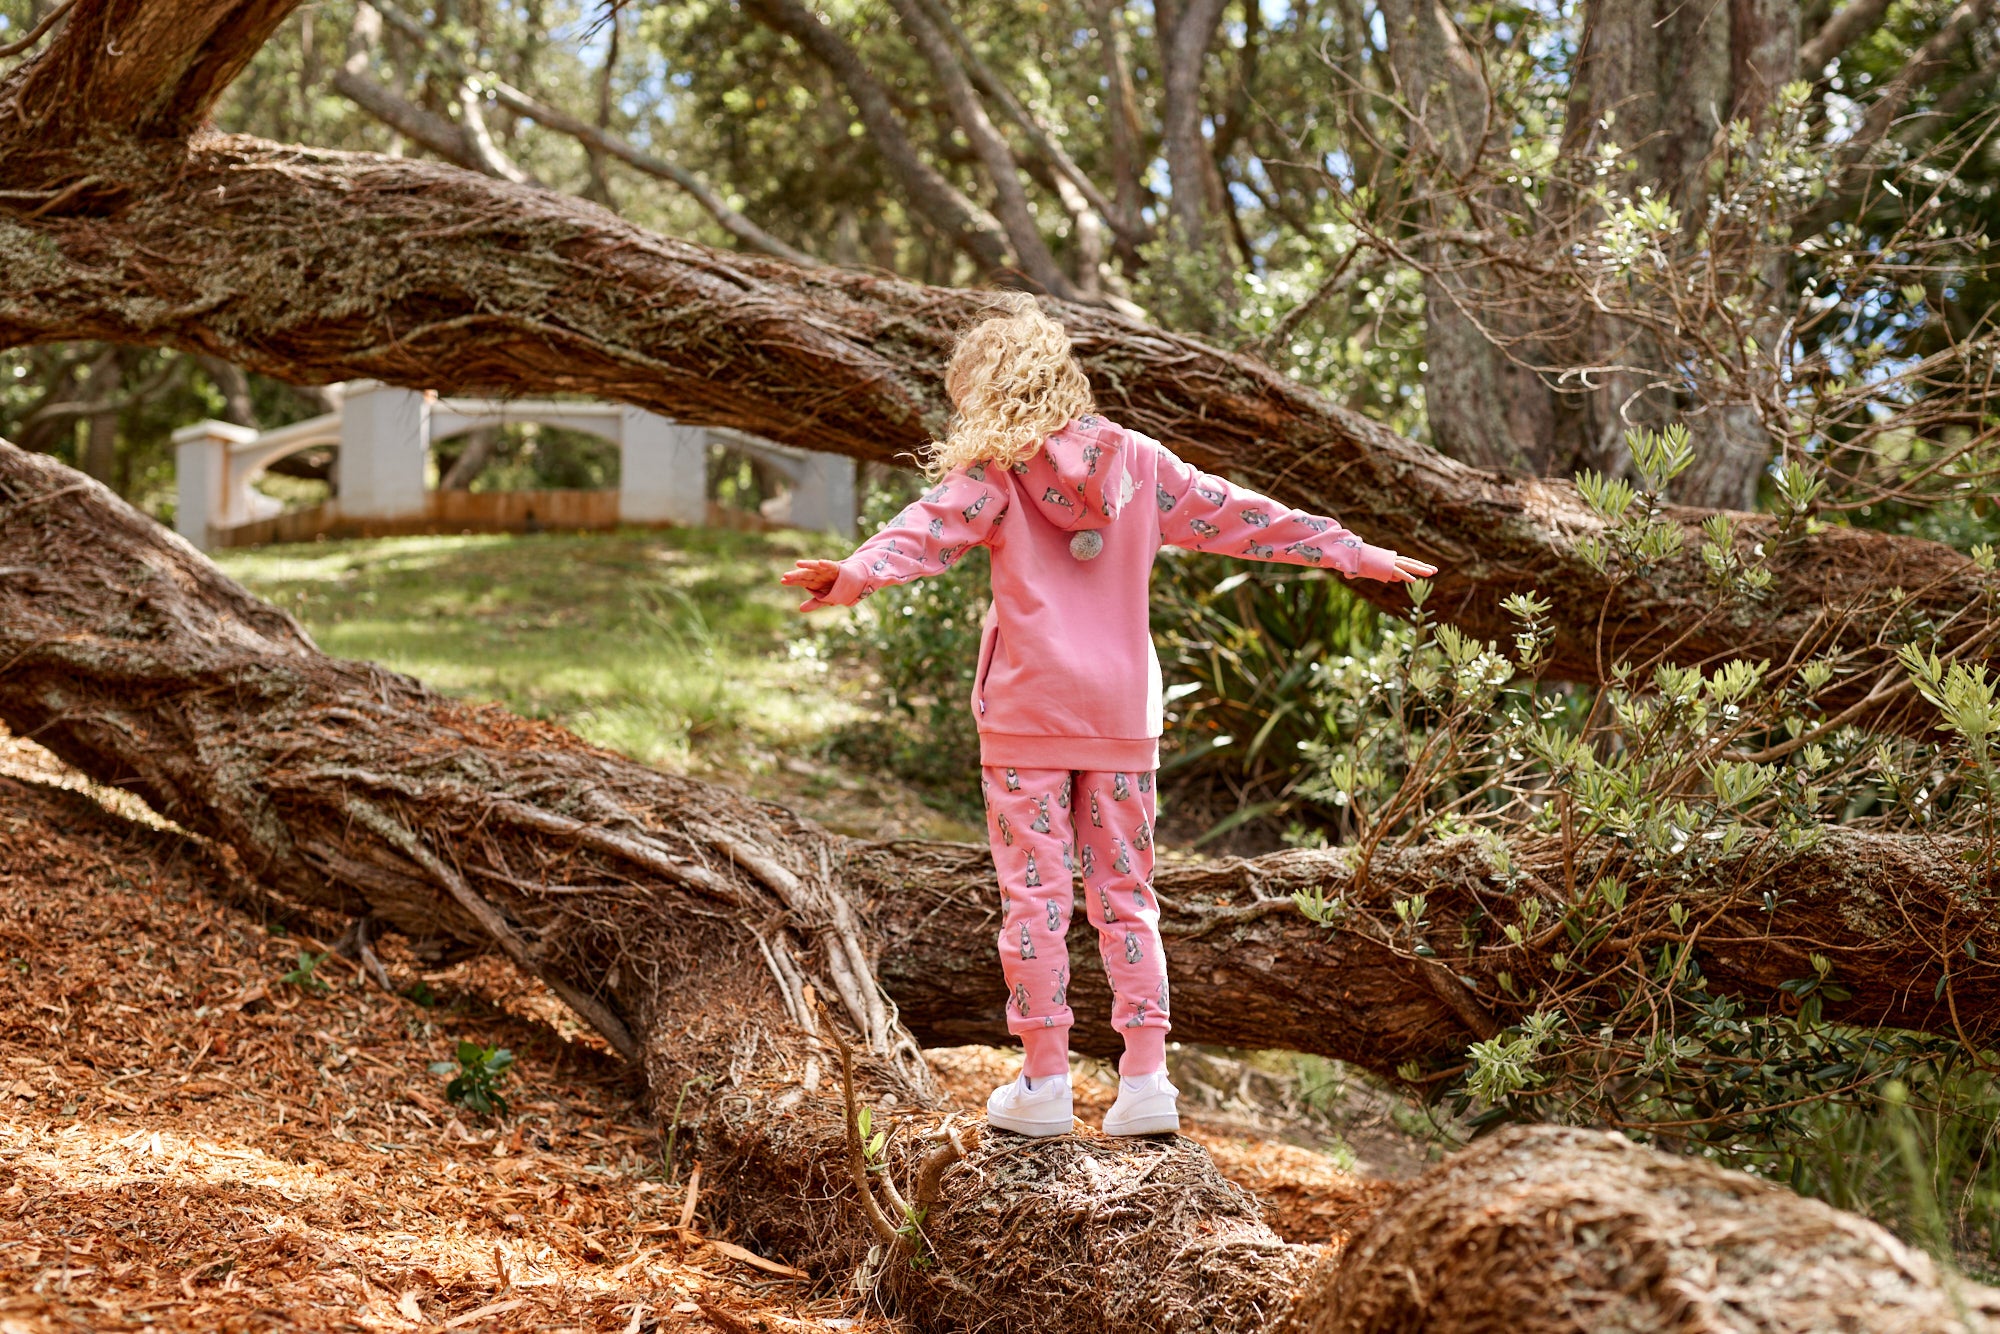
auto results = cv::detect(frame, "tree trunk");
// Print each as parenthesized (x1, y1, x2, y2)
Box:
(76, 345, 121, 485)
(1161, 0, 1228, 249)
(1377, 0, 1560, 475)
(1382, 0, 1795, 509)
(741, 0, 1016, 278)
(0, 435, 1296, 1332)
(438, 424, 499, 490)
(6, 438, 1998, 1332)
(856, 830, 2000, 1080)
(1283, 1123, 2000, 1333)
(0, 136, 1991, 737)
(196, 353, 257, 427)
(883, 0, 1078, 298)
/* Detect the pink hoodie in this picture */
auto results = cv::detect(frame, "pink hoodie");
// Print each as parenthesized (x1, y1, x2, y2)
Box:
(805, 416, 1401, 770)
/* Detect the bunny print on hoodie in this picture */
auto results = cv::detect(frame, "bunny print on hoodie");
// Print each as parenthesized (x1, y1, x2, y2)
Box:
(800, 416, 1404, 773)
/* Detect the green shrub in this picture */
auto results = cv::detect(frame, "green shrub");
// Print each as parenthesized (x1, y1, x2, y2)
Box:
(1152, 551, 1382, 845)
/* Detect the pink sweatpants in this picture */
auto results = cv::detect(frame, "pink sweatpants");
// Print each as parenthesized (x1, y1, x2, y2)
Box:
(981, 766, 1171, 1079)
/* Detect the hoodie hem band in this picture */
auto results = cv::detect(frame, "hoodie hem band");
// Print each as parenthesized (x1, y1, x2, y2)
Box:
(978, 733, 1160, 771)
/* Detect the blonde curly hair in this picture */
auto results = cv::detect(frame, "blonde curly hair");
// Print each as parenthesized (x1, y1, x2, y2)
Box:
(926, 292, 1095, 477)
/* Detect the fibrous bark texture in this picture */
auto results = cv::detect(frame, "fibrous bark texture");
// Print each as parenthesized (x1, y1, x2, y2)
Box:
(0, 435, 1302, 1334)
(0, 137, 1990, 736)
(858, 833, 2000, 1080)
(6, 439, 1998, 1331)
(1285, 1124, 2000, 1333)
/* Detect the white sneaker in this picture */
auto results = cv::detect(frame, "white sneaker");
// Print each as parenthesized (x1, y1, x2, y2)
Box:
(1102, 1070, 1180, 1136)
(985, 1073, 1074, 1137)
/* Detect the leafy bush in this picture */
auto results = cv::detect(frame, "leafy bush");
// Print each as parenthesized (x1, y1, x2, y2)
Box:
(1151, 551, 1381, 846)
(1256, 429, 2000, 1267)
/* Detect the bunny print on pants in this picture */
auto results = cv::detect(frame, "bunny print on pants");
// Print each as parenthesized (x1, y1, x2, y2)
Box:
(985, 767, 1171, 1077)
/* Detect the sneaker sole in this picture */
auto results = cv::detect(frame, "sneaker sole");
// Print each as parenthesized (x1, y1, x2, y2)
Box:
(986, 1110, 1074, 1137)
(1101, 1112, 1180, 1136)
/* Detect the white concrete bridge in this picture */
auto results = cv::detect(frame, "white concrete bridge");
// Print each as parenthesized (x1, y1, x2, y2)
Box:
(171, 381, 856, 549)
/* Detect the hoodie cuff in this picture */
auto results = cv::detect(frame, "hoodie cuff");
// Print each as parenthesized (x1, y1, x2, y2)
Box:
(823, 559, 873, 607)
(1352, 543, 1401, 583)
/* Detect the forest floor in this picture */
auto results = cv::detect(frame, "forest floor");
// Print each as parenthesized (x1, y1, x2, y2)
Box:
(0, 737, 1414, 1333)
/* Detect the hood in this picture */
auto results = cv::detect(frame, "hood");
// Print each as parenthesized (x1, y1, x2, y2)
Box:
(1011, 416, 1137, 531)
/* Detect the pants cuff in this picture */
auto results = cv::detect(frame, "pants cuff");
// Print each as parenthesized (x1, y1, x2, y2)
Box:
(1019, 1026, 1071, 1079)
(1120, 1026, 1168, 1077)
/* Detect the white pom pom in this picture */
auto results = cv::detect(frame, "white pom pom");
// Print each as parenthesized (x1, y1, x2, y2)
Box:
(1069, 530, 1104, 560)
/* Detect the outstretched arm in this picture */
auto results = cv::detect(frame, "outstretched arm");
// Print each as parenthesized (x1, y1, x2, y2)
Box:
(781, 463, 1010, 610)
(1154, 444, 1431, 582)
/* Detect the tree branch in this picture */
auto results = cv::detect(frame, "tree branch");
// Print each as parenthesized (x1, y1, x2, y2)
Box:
(909, 0, 1146, 252)
(883, 0, 1076, 298)
(856, 829, 2000, 1077)
(4, 436, 1998, 1333)
(367, 0, 820, 266)
(741, 0, 1015, 277)
(331, 59, 488, 173)
(0, 0, 77, 60)
(3, 0, 295, 138)
(1796, 0, 1894, 76)
(1161, 0, 1229, 244)
(0, 134, 1991, 737)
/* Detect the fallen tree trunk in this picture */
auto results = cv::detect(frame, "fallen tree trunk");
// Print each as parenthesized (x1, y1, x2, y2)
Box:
(1286, 1123, 2000, 1333)
(6, 439, 2000, 1331)
(0, 434, 1304, 1331)
(0, 143, 1992, 735)
(854, 834, 2000, 1080)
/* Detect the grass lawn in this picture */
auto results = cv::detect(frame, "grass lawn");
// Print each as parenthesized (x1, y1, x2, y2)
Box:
(217, 527, 980, 841)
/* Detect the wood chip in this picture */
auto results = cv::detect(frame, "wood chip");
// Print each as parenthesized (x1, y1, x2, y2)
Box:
(442, 1296, 527, 1328)
(699, 1239, 808, 1280)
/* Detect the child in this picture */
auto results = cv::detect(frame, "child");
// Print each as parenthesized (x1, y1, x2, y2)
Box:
(782, 294, 1435, 1137)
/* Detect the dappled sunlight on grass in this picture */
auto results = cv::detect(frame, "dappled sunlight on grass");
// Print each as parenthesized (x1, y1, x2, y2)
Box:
(217, 528, 982, 841)
(220, 528, 854, 770)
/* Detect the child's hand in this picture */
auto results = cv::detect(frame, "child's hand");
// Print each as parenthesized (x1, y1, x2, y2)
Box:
(1389, 555, 1439, 583)
(780, 558, 842, 610)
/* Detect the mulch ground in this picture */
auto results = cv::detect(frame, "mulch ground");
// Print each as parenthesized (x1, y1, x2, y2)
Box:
(0, 766, 886, 1334)
(0, 734, 1386, 1333)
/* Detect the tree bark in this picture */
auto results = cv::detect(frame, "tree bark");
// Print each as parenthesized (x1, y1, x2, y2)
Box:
(1377, 0, 1558, 475)
(76, 344, 120, 484)
(0, 135, 1990, 736)
(1161, 0, 1229, 250)
(437, 424, 498, 490)
(5, 438, 1997, 1332)
(1, 0, 294, 140)
(0, 434, 1299, 1332)
(4, 10, 1999, 1320)
(1380, 0, 1795, 509)
(857, 830, 2000, 1080)
(196, 353, 257, 427)
(1283, 1123, 2000, 1333)
(1089, 0, 1149, 243)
